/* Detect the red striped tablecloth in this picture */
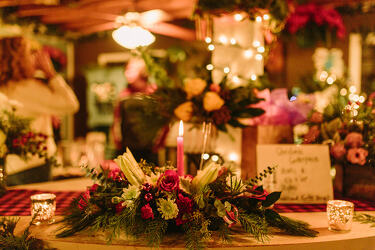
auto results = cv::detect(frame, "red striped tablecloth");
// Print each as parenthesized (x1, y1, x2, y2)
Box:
(0, 189, 374, 216)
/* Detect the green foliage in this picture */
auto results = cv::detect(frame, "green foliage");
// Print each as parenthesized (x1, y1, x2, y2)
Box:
(238, 211, 270, 242)
(354, 213, 375, 227)
(246, 166, 276, 186)
(0, 217, 53, 250)
(265, 209, 318, 237)
(183, 212, 211, 250)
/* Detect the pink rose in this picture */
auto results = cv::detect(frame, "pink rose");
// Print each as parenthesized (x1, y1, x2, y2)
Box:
(157, 170, 179, 192)
(101, 160, 125, 181)
(309, 112, 323, 123)
(303, 125, 320, 143)
(141, 204, 154, 220)
(347, 148, 368, 166)
(330, 143, 346, 160)
(345, 132, 364, 148)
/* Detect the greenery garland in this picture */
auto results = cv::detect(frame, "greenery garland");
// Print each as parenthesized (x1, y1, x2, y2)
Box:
(354, 213, 375, 227)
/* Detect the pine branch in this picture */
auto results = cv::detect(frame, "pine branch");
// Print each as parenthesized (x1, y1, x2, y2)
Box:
(238, 211, 270, 242)
(265, 209, 318, 237)
(183, 212, 211, 250)
(354, 213, 375, 227)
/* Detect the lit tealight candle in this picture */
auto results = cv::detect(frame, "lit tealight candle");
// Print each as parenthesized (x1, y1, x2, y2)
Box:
(177, 121, 184, 176)
(327, 200, 354, 232)
(30, 193, 56, 225)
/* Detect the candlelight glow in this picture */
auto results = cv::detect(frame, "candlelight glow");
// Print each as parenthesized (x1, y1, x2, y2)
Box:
(179, 120, 184, 136)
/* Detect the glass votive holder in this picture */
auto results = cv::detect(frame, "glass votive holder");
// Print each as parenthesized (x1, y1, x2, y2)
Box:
(30, 193, 56, 225)
(327, 200, 354, 232)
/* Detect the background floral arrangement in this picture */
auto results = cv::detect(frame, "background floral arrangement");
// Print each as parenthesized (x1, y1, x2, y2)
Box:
(295, 92, 375, 168)
(58, 148, 317, 249)
(0, 93, 51, 194)
(286, 3, 346, 47)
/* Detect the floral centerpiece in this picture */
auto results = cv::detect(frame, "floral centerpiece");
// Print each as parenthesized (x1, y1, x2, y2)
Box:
(58, 148, 317, 249)
(294, 91, 375, 199)
(147, 76, 264, 133)
(297, 92, 375, 168)
(286, 3, 346, 47)
(0, 93, 50, 194)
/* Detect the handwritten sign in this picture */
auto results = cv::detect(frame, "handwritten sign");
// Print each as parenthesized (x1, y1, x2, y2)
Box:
(256, 144, 333, 204)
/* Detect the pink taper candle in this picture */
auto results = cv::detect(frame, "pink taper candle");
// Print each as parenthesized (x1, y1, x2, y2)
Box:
(177, 120, 184, 176)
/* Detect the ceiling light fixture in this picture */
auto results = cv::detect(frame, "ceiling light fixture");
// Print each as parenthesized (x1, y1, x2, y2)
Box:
(112, 12, 155, 49)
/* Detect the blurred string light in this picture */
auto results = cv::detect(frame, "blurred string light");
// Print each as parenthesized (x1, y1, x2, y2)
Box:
(203, 13, 266, 85)
(340, 88, 348, 96)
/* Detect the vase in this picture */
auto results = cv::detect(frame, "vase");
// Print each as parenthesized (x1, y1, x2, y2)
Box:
(343, 165, 375, 201)
(0, 157, 6, 196)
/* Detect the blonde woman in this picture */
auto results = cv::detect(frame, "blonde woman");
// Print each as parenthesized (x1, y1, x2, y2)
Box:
(0, 36, 79, 185)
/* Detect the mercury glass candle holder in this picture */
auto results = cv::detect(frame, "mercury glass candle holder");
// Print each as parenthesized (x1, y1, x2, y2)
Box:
(30, 193, 56, 225)
(327, 200, 354, 232)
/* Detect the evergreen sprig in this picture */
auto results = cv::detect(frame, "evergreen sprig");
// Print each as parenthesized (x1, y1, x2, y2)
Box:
(0, 216, 53, 250)
(246, 166, 276, 186)
(265, 209, 318, 237)
(238, 211, 270, 242)
(354, 213, 375, 227)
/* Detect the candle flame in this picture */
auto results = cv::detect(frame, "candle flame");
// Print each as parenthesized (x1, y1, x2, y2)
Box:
(179, 120, 184, 136)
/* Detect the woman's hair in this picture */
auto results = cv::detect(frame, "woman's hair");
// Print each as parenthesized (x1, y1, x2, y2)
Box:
(0, 37, 34, 86)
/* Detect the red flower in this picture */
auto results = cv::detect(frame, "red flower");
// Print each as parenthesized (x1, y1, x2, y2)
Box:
(212, 106, 231, 125)
(303, 125, 320, 143)
(157, 170, 179, 192)
(78, 190, 90, 211)
(175, 194, 193, 225)
(345, 132, 364, 148)
(101, 160, 125, 181)
(309, 112, 323, 123)
(330, 143, 346, 160)
(141, 204, 154, 220)
(115, 202, 125, 214)
(347, 148, 368, 166)
(89, 184, 99, 193)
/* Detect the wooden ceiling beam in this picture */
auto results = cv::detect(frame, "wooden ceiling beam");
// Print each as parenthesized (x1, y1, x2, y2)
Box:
(41, 11, 118, 24)
(147, 22, 195, 41)
(76, 22, 118, 34)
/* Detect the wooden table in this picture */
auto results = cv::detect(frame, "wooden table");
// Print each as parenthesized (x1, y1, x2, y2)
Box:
(11, 178, 375, 250)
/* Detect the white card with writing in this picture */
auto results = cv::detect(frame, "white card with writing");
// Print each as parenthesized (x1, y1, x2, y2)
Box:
(256, 144, 333, 203)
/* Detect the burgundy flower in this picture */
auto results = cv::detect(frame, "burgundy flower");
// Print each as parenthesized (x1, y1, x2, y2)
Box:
(78, 190, 90, 211)
(89, 184, 99, 193)
(212, 106, 231, 125)
(141, 204, 154, 220)
(157, 170, 179, 192)
(345, 132, 364, 148)
(309, 112, 323, 123)
(115, 202, 125, 214)
(330, 143, 346, 160)
(347, 148, 368, 166)
(144, 193, 153, 202)
(303, 125, 320, 143)
(143, 183, 152, 192)
(175, 194, 193, 225)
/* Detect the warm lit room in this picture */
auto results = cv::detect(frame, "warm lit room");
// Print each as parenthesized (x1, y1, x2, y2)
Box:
(0, 0, 375, 249)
